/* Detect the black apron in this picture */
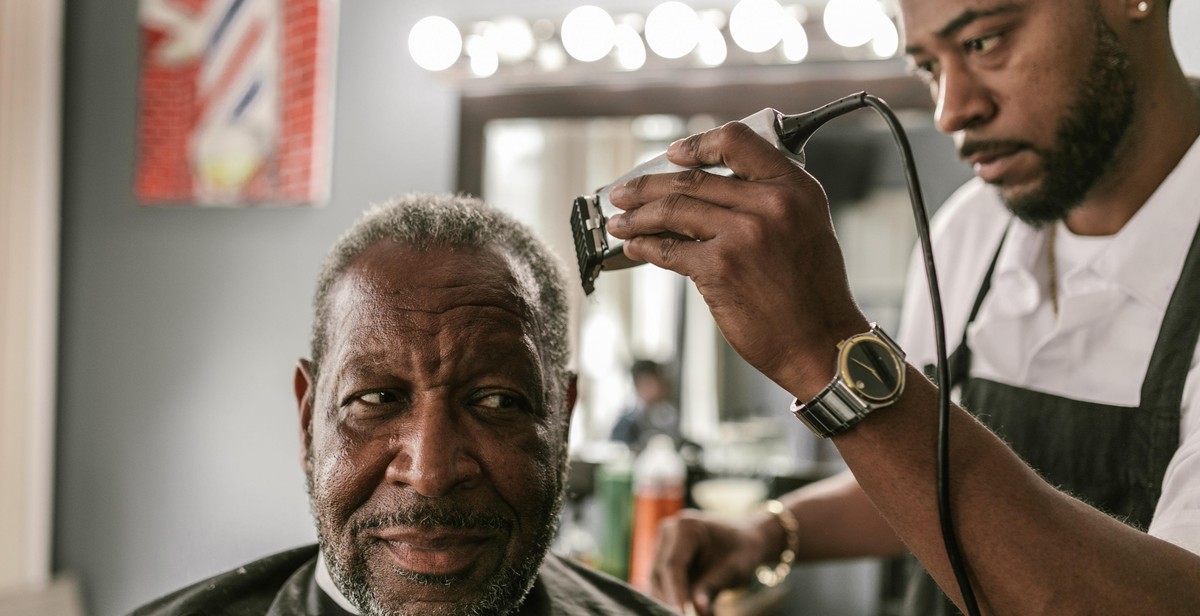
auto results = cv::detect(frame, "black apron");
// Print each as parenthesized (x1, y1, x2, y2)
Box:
(900, 219, 1200, 616)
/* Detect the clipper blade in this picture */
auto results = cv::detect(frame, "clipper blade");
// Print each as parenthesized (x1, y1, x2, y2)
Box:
(570, 195, 608, 295)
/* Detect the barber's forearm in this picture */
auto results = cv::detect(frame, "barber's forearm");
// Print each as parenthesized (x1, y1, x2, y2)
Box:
(828, 365, 1200, 614)
(769, 471, 907, 563)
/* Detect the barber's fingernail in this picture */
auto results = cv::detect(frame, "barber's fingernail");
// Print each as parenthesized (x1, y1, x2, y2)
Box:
(667, 139, 683, 156)
(606, 212, 623, 229)
(610, 184, 627, 201)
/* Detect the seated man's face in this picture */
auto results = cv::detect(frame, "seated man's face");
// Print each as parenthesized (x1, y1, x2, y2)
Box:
(295, 241, 568, 616)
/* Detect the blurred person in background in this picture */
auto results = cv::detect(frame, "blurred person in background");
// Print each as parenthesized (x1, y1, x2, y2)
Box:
(610, 359, 683, 453)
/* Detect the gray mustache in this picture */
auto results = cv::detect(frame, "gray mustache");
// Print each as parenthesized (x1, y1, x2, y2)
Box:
(352, 502, 512, 534)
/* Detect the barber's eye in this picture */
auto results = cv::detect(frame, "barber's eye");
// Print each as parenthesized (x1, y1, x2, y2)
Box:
(963, 33, 1001, 55)
(907, 59, 938, 83)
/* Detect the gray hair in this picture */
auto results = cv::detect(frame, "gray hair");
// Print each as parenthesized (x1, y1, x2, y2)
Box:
(309, 192, 571, 409)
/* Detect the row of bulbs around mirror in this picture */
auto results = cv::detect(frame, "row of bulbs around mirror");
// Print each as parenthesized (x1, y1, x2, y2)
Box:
(408, 0, 901, 77)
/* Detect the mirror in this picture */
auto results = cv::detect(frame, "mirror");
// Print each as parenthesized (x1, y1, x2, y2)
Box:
(456, 63, 973, 472)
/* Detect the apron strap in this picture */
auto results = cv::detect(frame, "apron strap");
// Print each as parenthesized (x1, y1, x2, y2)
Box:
(1136, 215, 1200, 496)
(923, 219, 1012, 387)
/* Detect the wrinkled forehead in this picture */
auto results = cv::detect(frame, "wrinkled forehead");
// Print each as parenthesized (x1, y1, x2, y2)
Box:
(316, 242, 547, 394)
(330, 241, 538, 329)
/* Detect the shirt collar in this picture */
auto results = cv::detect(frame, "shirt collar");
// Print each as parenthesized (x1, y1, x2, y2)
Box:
(1103, 134, 1200, 310)
(989, 218, 1046, 316)
(315, 549, 362, 615)
(990, 134, 1200, 313)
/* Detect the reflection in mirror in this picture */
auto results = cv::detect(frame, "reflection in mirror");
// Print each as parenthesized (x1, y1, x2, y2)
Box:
(480, 109, 970, 477)
(463, 71, 971, 616)
(483, 114, 708, 452)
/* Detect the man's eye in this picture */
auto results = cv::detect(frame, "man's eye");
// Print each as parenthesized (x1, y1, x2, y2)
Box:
(908, 59, 937, 83)
(357, 390, 399, 405)
(963, 33, 1001, 55)
(475, 392, 522, 412)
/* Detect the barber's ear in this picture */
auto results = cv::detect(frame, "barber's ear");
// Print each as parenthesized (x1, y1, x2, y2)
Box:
(294, 359, 316, 473)
(1124, 0, 1153, 20)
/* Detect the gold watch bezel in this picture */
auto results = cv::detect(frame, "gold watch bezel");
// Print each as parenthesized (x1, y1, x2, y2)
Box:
(836, 332, 906, 405)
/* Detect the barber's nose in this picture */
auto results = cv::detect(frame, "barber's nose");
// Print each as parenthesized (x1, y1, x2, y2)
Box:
(933, 61, 994, 134)
(385, 401, 481, 497)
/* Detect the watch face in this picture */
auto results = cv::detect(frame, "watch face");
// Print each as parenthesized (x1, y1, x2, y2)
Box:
(840, 337, 904, 402)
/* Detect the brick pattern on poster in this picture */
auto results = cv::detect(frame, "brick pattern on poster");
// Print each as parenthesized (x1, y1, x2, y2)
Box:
(135, 0, 333, 206)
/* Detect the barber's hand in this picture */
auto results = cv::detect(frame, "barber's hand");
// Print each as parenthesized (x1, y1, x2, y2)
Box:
(606, 121, 869, 399)
(651, 509, 775, 616)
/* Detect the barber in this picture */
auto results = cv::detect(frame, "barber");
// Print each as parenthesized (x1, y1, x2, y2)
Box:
(605, 1, 1200, 613)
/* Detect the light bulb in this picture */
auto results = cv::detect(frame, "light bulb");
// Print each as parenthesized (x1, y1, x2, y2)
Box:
(730, 0, 786, 53)
(466, 35, 499, 77)
(408, 16, 462, 71)
(483, 16, 535, 63)
(696, 21, 727, 66)
(645, 2, 700, 59)
(824, 0, 881, 48)
(871, 13, 899, 58)
(614, 24, 647, 70)
(561, 5, 616, 62)
(782, 17, 809, 62)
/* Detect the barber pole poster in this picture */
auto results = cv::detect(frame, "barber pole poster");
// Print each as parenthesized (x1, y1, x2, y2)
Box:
(135, 0, 336, 206)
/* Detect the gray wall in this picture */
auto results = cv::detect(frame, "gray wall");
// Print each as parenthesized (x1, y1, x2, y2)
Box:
(56, 1, 1200, 615)
(58, 1, 458, 613)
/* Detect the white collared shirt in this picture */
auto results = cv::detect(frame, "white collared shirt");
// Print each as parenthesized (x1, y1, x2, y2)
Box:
(315, 550, 362, 614)
(896, 135, 1200, 554)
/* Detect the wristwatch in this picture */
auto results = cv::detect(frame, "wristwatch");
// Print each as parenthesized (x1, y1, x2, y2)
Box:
(791, 323, 906, 438)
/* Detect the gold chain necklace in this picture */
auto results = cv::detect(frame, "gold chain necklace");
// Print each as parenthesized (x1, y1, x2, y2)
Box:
(1048, 223, 1059, 317)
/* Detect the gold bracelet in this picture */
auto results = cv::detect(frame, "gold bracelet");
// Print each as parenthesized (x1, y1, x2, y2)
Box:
(755, 499, 799, 587)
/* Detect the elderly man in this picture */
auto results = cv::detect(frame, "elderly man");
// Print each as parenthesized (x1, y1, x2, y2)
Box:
(131, 194, 674, 615)
(611, 0, 1200, 614)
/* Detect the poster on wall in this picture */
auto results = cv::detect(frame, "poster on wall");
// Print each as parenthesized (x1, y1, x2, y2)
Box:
(135, 0, 337, 207)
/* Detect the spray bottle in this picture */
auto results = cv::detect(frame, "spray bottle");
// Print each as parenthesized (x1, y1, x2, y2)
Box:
(628, 434, 686, 592)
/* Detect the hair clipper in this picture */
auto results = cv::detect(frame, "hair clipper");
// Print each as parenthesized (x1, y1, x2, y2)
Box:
(570, 92, 869, 294)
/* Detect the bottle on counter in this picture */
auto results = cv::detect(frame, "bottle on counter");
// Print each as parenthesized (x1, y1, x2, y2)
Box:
(628, 434, 686, 592)
(595, 445, 635, 581)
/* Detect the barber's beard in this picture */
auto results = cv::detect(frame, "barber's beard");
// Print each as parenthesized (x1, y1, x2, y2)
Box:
(305, 462, 565, 616)
(1002, 12, 1135, 227)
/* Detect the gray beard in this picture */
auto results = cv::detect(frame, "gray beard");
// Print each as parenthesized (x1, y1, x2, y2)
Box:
(306, 467, 565, 616)
(331, 555, 537, 616)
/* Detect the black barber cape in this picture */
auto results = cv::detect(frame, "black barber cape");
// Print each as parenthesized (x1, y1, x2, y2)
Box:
(129, 544, 677, 616)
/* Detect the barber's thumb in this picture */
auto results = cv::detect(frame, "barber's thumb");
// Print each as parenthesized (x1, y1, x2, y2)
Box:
(689, 578, 723, 616)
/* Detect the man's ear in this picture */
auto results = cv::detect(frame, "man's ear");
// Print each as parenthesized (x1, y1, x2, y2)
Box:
(294, 359, 316, 473)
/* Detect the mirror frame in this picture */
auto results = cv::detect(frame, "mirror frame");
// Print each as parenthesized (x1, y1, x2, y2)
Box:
(455, 61, 934, 196)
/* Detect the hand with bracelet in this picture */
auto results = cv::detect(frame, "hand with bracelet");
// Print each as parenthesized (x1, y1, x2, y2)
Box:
(650, 472, 907, 616)
(610, 120, 912, 614)
(649, 501, 796, 616)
